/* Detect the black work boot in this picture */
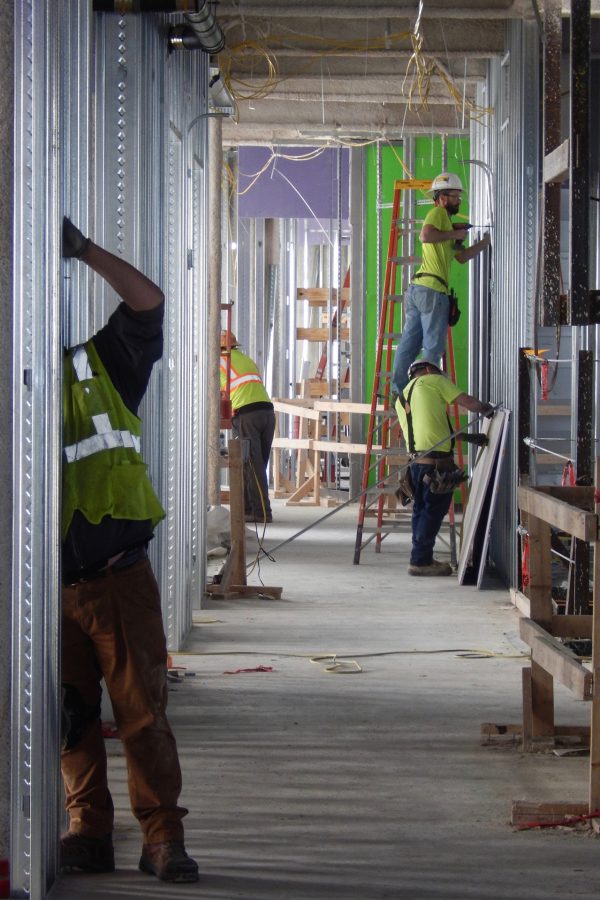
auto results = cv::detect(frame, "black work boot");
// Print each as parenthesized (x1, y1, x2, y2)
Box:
(139, 840, 199, 883)
(60, 832, 115, 873)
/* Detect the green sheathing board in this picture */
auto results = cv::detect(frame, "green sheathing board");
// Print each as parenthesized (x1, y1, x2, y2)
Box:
(364, 138, 471, 402)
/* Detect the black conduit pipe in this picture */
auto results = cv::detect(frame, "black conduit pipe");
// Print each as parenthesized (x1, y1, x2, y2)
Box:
(93, 1, 226, 55)
(94, 1, 197, 11)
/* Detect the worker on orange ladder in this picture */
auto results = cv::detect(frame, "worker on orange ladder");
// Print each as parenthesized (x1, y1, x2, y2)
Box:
(392, 172, 491, 394)
(219, 331, 275, 524)
(395, 359, 493, 576)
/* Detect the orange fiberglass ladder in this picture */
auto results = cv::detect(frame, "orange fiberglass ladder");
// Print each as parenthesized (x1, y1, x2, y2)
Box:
(352, 179, 467, 565)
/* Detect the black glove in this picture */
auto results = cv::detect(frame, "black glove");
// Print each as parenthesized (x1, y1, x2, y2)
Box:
(483, 403, 495, 419)
(62, 216, 90, 259)
(463, 432, 488, 447)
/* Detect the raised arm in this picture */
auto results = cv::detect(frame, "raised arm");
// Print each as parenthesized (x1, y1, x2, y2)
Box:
(62, 216, 164, 311)
(455, 392, 494, 415)
(455, 232, 491, 264)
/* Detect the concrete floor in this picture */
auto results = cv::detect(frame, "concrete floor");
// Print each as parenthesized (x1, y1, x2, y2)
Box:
(51, 501, 600, 899)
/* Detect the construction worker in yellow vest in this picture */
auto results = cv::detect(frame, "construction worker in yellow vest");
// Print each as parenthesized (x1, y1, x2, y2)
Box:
(396, 359, 493, 577)
(220, 331, 275, 523)
(60, 217, 198, 882)
(392, 172, 491, 394)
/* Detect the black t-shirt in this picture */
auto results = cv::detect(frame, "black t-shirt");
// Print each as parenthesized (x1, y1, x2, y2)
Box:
(62, 301, 164, 578)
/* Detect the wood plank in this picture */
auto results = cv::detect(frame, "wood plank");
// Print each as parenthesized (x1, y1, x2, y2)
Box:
(482, 723, 590, 738)
(272, 397, 319, 409)
(311, 439, 381, 454)
(286, 477, 317, 504)
(313, 400, 385, 415)
(551, 615, 592, 639)
(271, 438, 312, 450)
(511, 800, 588, 827)
(510, 587, 530, 616)
(207, 584, 283, 600)
(537, 403, 571, 416)
(543, 138, 569, 184)
(514, 590, 595, 637)
(296, 287, 350, 305)
(536, 485, 595, 509)
(527, 513, 553, 626)
(296, 327, 350, 341)
(519, 618, 593, 700)
(518, 486, 598, 540)
(272, 400, 321, 420)
(522, 666, 533, 750)
(307, 381, 332, 398)
(227, 440, 247, 586)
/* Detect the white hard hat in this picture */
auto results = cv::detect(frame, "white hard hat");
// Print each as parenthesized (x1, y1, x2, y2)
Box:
(407, 359, 442, 380)
(427, 172, 464, 196)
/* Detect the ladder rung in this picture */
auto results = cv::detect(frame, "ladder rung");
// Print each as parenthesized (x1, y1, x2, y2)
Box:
(386, 295, 404, 303)
(389, 256, 421, 265)
(361, 523, 411, 534)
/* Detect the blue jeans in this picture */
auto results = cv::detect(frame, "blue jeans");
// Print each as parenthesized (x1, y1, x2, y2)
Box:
(409, 463, 453, 566)
(392, 284, 449, 393)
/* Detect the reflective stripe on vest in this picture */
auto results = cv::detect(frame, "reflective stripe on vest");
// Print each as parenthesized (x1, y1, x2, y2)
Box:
(220, 356, 264, 391)
(64, 346, 141, 463)
(230, 371, 262, 389)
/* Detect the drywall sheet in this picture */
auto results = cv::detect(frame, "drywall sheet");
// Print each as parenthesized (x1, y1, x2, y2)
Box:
(457, 409, 510, 586)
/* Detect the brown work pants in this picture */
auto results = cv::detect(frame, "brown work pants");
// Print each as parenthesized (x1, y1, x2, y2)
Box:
(61, 558, 187, 843)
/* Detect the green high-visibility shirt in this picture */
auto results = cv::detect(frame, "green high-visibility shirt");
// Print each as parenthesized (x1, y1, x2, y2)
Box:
(395, 373, 462, 454)
(412, 205, 457, 294)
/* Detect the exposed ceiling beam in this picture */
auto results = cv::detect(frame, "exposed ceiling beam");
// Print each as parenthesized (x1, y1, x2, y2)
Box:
(222, 100, 478, 140)
(217, 1, 534, 19)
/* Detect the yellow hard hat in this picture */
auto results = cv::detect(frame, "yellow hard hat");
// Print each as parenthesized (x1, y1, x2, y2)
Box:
(220, 330, 239, 349)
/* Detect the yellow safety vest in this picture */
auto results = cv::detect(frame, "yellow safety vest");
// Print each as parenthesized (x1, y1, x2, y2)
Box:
(62, 340, 165, 538)
(220, 348, 270, 410)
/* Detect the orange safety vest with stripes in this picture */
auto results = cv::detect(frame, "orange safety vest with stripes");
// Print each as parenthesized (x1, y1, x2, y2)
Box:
(219, 348, 270, 411)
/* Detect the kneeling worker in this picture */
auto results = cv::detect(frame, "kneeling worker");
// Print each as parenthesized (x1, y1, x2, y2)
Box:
(220, 331, 275, 523)
(395, 359, 493, 576)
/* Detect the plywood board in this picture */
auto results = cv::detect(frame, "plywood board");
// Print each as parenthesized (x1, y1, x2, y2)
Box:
(457, 408, 510, 586)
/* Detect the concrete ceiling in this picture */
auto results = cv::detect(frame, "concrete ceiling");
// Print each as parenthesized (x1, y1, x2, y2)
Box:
(215, 1, 600, 147)
(214, 0, 536, 146)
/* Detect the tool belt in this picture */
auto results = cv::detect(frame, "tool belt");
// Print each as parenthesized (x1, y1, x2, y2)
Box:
(63, 543, 148, 586)
(421, 458, 467, 494)
(411, 455, 454, 466)
(395, 468, 414, 506)
(413, 271, 448, 291)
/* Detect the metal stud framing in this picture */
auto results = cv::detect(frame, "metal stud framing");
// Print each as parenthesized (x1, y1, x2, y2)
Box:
(12, 2, 63, 894)
(470, 20, 540, 585)
(11, 6, 210, 894)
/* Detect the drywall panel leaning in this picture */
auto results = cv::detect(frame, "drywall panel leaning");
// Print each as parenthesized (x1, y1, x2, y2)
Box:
(457, 409, 510, 586)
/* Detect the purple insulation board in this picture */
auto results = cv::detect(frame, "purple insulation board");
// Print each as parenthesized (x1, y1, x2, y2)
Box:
(238, 146, 349, 220)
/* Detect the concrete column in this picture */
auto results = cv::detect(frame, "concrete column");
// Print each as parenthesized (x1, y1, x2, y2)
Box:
(0, 0, 13, 865)
(207, 115, 223, 507)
